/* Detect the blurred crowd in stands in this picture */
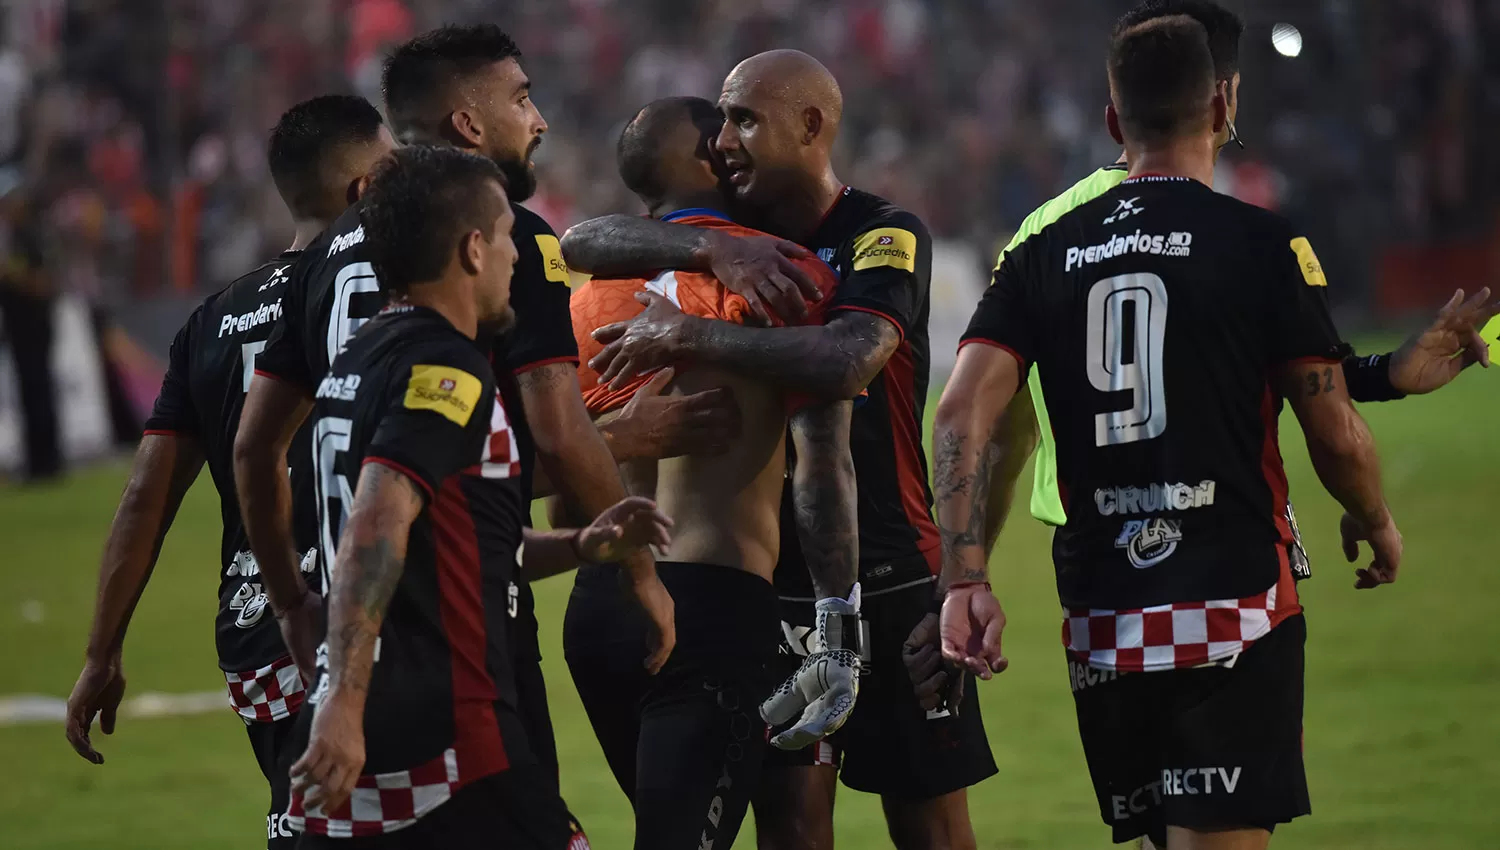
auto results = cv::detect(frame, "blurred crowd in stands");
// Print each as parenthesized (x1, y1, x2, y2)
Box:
(1, 0, 1495, 306)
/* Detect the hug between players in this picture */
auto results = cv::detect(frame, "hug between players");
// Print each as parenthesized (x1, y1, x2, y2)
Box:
(62, 3, 1499, 849)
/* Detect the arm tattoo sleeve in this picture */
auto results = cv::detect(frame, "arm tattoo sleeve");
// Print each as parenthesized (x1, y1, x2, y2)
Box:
(790, 401, 858, 599)
(932, 427, 996, 585)
(682, 311, 901, 400)
(559, 215, 711, 276)
(325, 464, 421, 696)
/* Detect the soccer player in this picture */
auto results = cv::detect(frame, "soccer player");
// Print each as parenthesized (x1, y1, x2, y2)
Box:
(932, 18, 1399, 848)
(563, 50, 994, 850)
(62, 95, 396, 849)
(973, 0, 1498, 563)
(287, 145, 654, 849)
(566, 95, 860, 850)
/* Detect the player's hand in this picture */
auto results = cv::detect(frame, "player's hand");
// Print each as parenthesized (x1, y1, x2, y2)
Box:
(591, 292, 691, 391)
(1389, 287, 1500, 394)
(706, 232, 822, 325)
(291, 692, 365, 814)
(902, 612, 966, 715)
(622, 564, 676, 675)
(614, 367, 742, 458)
(276, 589, 324, 685)
(763, 587, 861, 750)
(940, 584, 1009, 679)
(578, 496, 674, 563)
(64, 653, 125, 765)
(1340, 512, 1403, 589)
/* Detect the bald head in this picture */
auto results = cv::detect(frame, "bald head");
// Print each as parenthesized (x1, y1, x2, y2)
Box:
(716, 50, 843, 212)
(723, 50, 843, 143)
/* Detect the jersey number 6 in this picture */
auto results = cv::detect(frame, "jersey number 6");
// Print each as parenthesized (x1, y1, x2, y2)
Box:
(1086, 273, 1168, 447)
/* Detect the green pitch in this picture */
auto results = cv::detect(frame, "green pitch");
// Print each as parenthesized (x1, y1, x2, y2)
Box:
(3, 348, 1497, 849)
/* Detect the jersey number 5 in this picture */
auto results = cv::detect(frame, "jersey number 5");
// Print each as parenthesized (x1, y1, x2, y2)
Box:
(312, 416, 353, 593)
(1086, 273, 1167, 446)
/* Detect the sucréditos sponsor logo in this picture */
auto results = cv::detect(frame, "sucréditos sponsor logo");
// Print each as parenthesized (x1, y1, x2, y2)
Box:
(1095, 480, 1216, 516)
(217, 300, 283, 338)
(1065, 229, 1192, 272)
(327, 225, 365, 258)
(1110, 767, 1244, 820)
(1114, 518, 1183, 569)
(315, 373, 362, 402)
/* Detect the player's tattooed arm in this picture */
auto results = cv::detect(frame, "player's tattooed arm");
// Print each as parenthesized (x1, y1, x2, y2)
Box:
(323, 464, 422, 699)
(561, 216, 821, 324)
(931, 344, 1024, 591)
(1281, 359, 1401, 588)
(790, 401, 859, 599)
(593, 295, 900, 401)
(982, 384, 1040, 556)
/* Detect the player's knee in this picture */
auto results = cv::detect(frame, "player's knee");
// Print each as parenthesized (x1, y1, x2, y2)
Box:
(881, 793, 977, 850)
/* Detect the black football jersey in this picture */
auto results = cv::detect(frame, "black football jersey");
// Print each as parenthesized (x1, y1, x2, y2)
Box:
(963, 176, 1349, 612)
(304, 304, 531, 784)
(777, 187, 939, 595)
(143, 252, 320, 673)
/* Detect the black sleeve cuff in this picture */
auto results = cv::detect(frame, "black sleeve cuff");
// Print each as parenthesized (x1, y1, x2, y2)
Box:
(1343, 352, 1406, 403)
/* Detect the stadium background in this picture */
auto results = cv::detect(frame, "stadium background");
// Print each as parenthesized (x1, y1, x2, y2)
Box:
(0, 0, 1496, 847)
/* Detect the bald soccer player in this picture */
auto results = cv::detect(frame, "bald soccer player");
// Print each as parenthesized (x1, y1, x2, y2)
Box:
(564, 96, 861, 850)
(564, 53, 994, 850)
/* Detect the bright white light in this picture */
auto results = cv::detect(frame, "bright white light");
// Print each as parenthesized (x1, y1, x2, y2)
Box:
(1272, 23, 1303, 58)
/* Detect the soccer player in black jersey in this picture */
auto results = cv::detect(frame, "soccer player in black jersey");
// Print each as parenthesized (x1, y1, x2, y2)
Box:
(563, 50, 993, 850)
(288, 146, 656, 849)
(62, 95, 395, 850)
(932, 19, 1400, 848)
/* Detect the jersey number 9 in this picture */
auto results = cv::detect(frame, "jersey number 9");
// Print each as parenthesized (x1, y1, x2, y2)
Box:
(1086, 273, 1168, 446)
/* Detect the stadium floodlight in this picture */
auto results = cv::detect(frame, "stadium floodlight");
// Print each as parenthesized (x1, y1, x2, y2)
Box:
(1272, 23, 1303, 58)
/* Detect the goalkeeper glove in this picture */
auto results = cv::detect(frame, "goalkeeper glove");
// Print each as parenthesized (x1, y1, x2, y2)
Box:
(761, 583, 862, 750)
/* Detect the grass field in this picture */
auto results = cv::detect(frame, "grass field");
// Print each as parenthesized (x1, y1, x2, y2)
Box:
(3, 342, 1498, 849)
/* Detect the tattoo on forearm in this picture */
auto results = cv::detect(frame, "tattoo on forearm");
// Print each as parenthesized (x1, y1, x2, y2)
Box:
(561, 216, 705, 275)
(791, 403, 858, 598)
(325, 465, 418, 695)
(698, 312, 900, 399)
(933, 425, 996, 579)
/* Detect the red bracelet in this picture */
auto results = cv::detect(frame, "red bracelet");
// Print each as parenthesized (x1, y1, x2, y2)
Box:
(946, 580, 992, 593)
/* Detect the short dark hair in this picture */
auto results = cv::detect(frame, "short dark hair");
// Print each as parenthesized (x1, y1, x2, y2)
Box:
(359, 146, 509, 294)
(617, 96, 720, 210)
(267, 95, 385, 218)
(382, 24, 523, 124)
(1114, 0, 1243, 80)
(1109, 16, 1217, 145)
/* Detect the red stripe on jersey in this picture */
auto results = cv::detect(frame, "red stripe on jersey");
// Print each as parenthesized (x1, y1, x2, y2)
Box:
(511, 355, 580, 377)
(430, 477, 509, 784)
(142, 429, 179, 437)
(1258, 385, 1302, 625)
(956, 338, 1027, 371)
(882, 341, 941, 573)
(831, 305, 905, 344)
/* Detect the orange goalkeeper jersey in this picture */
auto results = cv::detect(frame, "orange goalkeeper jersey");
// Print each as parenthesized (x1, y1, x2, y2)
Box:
(572, 211, 841, 415)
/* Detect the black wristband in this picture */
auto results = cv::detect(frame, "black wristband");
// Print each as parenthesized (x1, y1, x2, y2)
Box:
(1343, 352, 1405, 403)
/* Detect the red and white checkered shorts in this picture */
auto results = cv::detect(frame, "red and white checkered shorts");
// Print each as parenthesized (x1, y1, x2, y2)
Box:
(225, 655, 305, 723)
(289, 747, 460, 837)
(1062, 581, 1297, 673)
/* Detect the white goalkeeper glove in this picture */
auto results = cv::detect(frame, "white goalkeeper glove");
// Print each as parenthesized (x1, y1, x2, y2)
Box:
(761, 583, 862, 750)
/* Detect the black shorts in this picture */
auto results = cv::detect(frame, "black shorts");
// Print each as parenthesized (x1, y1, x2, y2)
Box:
(763, 572, 997, 800)
(565, 561, 779, 850)
(246, 713, 300, 849)
(1071, 614, 1310, 844)
(511, 577, 587, 834)
(294, 764, 587, 849)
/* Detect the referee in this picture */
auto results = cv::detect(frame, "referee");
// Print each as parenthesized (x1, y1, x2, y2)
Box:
(931, 17, 1399, 849)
